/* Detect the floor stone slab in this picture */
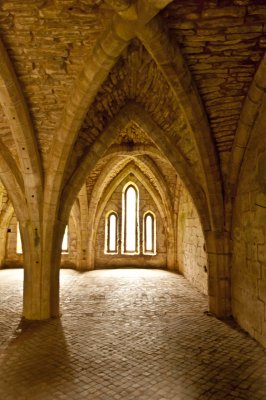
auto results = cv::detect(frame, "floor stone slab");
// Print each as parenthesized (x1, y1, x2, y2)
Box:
(0, 268, 266, 400)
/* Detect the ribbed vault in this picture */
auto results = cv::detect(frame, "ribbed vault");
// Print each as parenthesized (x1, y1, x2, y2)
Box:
(0, 0, 264, 337)
(86, 157, 175, 269)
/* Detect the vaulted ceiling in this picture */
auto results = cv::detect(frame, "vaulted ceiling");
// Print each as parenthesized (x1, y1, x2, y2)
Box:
(0, 0, 265, 233)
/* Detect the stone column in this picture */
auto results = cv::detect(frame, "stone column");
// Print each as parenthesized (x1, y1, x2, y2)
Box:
(77, 186, 90, 270)
(205, 230, 231, 318)
(22, 219, 66, 320)
(166, 220, 177, 271)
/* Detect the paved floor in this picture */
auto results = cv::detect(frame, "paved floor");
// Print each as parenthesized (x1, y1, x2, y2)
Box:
(0, 268, 266, 400)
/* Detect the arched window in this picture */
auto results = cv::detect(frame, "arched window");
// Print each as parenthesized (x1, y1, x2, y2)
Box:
(105, 212, 118, 254)
(61, 225, 68, 253)
(122, 183, 139, 254)
(143, 212, 156, 255)
(16, 223, 23, 254)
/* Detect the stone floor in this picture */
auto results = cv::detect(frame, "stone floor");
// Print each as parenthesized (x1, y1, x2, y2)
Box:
(0, 268, 266, 400)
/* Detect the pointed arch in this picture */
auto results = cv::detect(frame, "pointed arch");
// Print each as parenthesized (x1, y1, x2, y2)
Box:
(122, 181, 139, 254)
(229, 53, 266, 198)
(0, 38, 43, 214)
(83, 154, 174, 235)
(87, 160, 175, 269)
(230, 60, 266, 342)
(0, 144, 27, 223)
(0, 140, 24, 192)
(143, 210, 156, 255)
(138, 17, 223, 231)
(105, 210, 118, 254)
(59, 102, 210, 234)
(43, 1, 172, 236)
(131, 154, 174, 211)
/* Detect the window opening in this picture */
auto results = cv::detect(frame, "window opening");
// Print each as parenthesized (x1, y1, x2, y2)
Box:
(105, 212, 118, 253)
(105, 182, 157, 256)
(16, 223, 23, 254)
(61, 225, 68, 253)
(144, 212, 156, 255)
(122, 184, 139, 254)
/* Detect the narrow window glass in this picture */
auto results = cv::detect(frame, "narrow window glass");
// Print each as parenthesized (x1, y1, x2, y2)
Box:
(16, 223, 23, 254)
(144, 212, 156, 255)
(108, 213, 117, 252)
(62, 225, 68, 253)
(145, 214, 153, 252)
(125, 186, 137, 252)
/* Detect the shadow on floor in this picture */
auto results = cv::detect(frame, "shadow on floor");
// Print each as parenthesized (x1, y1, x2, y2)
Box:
(0, 318, 73, 399)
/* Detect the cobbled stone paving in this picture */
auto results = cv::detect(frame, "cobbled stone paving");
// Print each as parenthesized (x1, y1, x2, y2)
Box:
(0, 268, 266, 400)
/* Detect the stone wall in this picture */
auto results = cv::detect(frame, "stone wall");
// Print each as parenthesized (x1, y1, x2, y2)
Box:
(61, 215, 78, 269)
(95, 176, 167, 269)
(177, 183, 208, 295)
(4, 214, 23, 267)
(4, 214, 78, 269)
(232, 125, 266, 347)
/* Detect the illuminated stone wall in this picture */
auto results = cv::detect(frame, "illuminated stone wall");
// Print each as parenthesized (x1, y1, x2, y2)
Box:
(95, 176, 167, 269)
(177, 183, 208, 295)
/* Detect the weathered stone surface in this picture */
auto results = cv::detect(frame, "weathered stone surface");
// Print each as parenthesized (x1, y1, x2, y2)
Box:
(1, 268, 266, 398)
(0, 105, 19, 166)
(177, 179, 208, 295)
(232, 113, 266, 348)
(0, 0, 112, 164)
(95, 174, 167, 269)
(65, 40, 202, 188)
(163, 0, 265, 166)
(0, 0, 266, 354)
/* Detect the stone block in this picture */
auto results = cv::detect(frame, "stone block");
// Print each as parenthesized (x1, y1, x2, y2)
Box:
(202, 7, 246, 19)
(258, 280, 266, 303)
(246, 243, 257, 261)
(258, 244, 266, 263)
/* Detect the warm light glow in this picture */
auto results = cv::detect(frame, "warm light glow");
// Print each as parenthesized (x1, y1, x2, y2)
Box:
(16, 223, 22, 254)
(105, 212, 118, 254)
(125, 186, 137, 252)
(108, 213, 117, 252)
(145, 214, 153, 251)
(62, 225, 68, 253)
(144, 212, 156, 255)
